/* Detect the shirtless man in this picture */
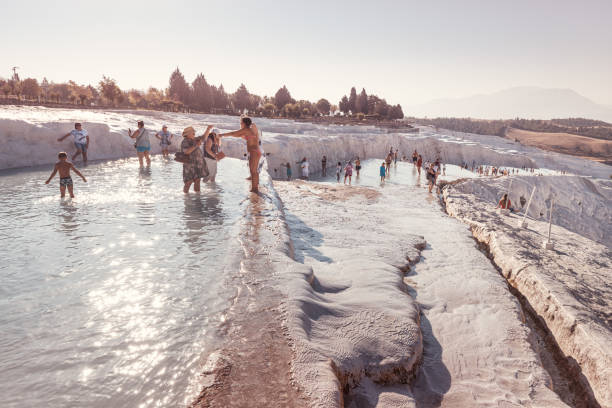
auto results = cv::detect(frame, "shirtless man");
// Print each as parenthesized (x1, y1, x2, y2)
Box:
(219, 116, 261, 193)
(45, 152, 87, 198)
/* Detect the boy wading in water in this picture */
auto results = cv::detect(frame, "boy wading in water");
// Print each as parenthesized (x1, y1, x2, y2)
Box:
(45, 152, 87, 198)
(57, 122, 89, 164)
(219, 117, 261, 193)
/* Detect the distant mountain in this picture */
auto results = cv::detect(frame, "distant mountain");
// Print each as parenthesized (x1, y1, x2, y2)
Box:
(408, 87, 612, 122)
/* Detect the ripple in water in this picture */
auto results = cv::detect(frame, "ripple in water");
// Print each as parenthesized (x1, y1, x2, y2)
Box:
(0, 157, 249, 407)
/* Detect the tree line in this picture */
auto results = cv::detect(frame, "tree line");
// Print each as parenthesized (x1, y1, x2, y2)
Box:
(0, 68, 405, 120)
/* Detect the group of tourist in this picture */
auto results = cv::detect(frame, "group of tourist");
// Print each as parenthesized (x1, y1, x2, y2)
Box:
(174, 116, 260, 193)
(53, 122, 524, 200)
(49, 116, 261, 197)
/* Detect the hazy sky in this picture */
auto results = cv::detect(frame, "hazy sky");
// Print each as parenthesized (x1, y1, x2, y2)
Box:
(2, 0, 611, 107)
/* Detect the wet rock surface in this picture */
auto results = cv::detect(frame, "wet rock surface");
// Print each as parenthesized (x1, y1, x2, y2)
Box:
(444, 180, 611, 407)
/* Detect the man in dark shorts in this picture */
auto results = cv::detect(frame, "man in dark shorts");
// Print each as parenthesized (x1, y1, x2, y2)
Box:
(322, 155, 327, 176)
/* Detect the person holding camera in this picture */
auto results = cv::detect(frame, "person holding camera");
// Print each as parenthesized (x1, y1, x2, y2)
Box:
(180, 125, 212, 193)
(128, 120, 151, 168)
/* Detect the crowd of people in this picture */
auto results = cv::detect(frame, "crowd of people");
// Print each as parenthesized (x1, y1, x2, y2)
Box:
(48, 116, 262, 197)
(48, 123, 528, 210)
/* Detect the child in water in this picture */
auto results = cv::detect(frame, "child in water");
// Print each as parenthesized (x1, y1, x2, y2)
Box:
(281, 162, 292, 180)
(45, 152, 87, 198)
(336, 162, 342, 182)
(380, 162, 386, 182)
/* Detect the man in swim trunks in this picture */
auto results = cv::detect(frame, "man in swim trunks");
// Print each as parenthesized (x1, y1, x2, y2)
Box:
(155, 125, 174, 158)
(57, 122, 89, 164)
(219, 117, 261, 193)
(45, 151, 87, 198)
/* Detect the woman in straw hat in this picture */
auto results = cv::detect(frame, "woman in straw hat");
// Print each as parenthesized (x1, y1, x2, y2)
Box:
(181, 125, 212, 193)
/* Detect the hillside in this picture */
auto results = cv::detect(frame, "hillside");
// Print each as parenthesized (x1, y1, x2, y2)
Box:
(409, 87, 612, 123)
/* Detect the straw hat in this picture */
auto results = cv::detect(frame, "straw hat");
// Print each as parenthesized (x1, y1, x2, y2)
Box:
(182, 126, 195, 137)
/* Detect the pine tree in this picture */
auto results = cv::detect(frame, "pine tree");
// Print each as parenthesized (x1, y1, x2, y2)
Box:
(191, 73, 212, 112)
(357, 88, 368, 114)
(212, 84, 230, 110)
(168, 67, 190, 104)
(348, 87, 357, 114)
(232, 84, 252, 112)
(274, 85, 294, 110)
(339, 95, 349, 115)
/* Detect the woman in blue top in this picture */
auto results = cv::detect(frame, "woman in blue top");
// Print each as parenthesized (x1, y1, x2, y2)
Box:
(380, 162, 386, 182)
(128, 120, 151, 168)
(155, 125, 174, 158)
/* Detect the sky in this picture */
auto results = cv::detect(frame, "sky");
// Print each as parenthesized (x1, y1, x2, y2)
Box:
(2, 0, 612, 108)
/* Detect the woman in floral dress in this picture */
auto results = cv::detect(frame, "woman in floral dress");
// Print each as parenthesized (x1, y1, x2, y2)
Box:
(181, 125, 212, 193)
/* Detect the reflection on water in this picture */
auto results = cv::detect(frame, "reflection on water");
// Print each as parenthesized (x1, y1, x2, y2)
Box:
(58, 200, 81, 236)
(182, 190, 223, 253)
(0, 157, 248, 408)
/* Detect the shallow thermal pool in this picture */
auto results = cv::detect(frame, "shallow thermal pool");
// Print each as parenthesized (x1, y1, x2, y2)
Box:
(0, 157, 250, 407)
(309, 159, 475, 187)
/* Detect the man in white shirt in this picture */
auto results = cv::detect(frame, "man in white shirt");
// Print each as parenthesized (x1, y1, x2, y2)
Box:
(57, 122, 90, 164)
(301, 158, 309, 179)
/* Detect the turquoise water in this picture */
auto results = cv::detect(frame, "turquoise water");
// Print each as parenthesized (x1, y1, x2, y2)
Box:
(0, 157, 249, 407)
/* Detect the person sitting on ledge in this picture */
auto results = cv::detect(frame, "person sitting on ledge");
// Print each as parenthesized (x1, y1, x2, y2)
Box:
(497, 193, 514, 212)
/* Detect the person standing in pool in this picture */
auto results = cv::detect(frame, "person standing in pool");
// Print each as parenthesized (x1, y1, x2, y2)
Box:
(336, 162, 342, 182)
(297, 157, 309, 180)
(394, 149, 398, 164)
(426, 163, 436, 193)
(128, 120, 151, 168)
(57, 122, 89, 164)
(344, 161, 353, 185)
(180, 126, 208, 193)
(203, 128, 222, 183)
(380, 161, 386, 182)
(321, 155, 327, 177)
(412, 150, 418, 166)
(155, 125, 174, 158)
(219, 117, 261, 193)
(355, 157, 361, 177)
(416, 154, 423, 175)
(45, 151, 87, 198)
(280, 162, 292, 180)
(385, 151, 393, 173)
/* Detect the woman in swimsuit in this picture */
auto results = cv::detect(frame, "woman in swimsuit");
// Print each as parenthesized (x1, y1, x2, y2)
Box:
(219, 117, 261, 193)
(355, 157, 361, 177)
(344, 161, 353, 185)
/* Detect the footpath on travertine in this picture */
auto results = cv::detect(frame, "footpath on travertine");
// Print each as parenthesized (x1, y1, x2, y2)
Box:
(190, 171, 310, 408)
(274, 171, 566, 407)
(444, 182, 612, 408)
